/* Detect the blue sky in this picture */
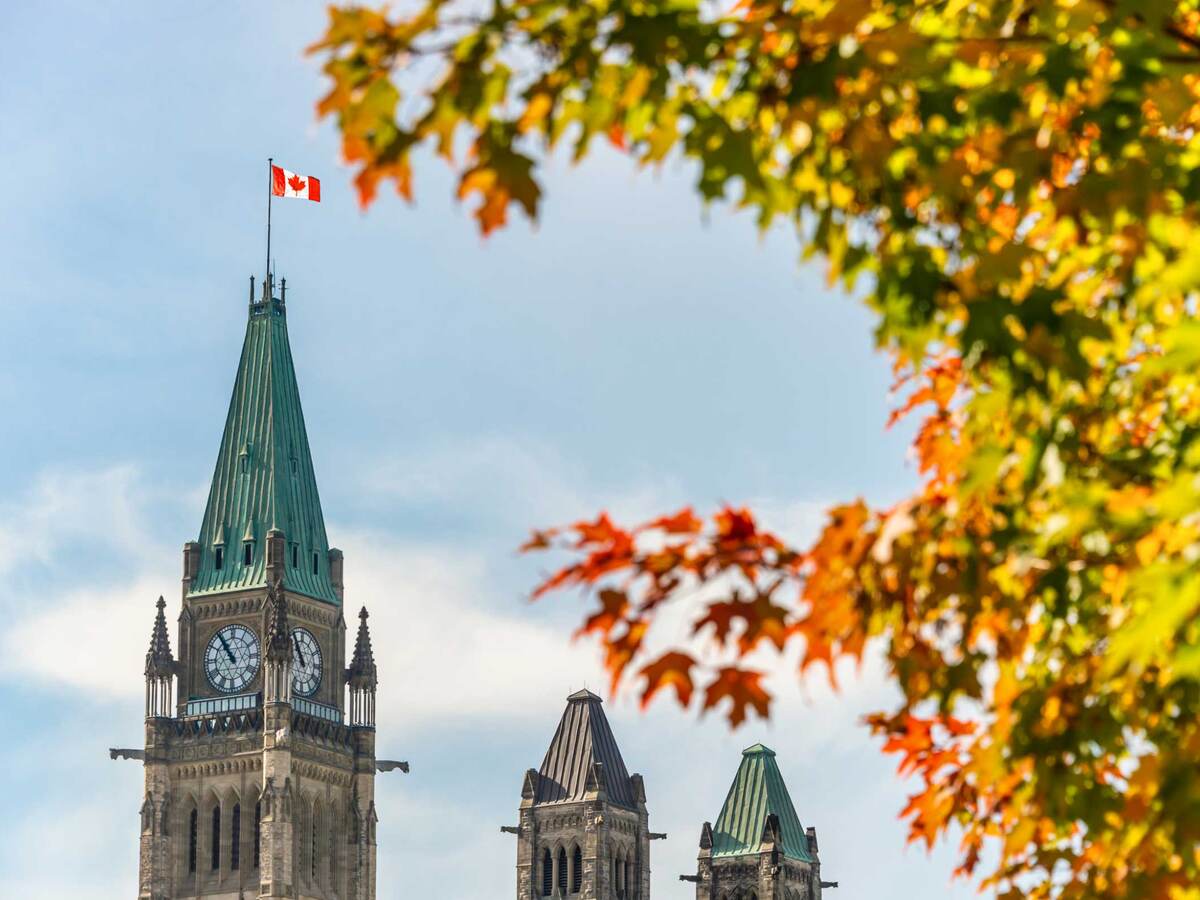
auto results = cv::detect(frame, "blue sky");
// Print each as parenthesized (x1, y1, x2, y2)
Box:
(0, 2, 975, 897)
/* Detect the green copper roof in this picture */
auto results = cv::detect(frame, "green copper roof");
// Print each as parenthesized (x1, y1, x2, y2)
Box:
(188, 289, 338, 604)
(711, 744, 812, 862)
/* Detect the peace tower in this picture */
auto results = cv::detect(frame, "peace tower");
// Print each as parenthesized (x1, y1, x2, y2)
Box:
(121, 277, 389, 900)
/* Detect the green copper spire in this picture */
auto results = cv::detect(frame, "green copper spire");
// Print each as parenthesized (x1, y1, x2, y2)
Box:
(711, 743, 813, 862)
(188, 283, 338, 604)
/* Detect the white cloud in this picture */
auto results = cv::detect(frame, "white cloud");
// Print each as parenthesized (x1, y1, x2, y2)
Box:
(0, 465, 176, 694)
(361, 433, 683, 526)
(0, 464, 156, 582)
(340, 528, 607, 730)
(1, 573, 173, 695)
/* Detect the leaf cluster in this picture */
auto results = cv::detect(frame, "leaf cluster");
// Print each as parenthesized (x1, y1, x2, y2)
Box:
(312, 0, 1200, 896)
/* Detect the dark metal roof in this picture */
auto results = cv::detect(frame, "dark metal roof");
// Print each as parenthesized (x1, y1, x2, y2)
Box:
(534, 689, 636, 809)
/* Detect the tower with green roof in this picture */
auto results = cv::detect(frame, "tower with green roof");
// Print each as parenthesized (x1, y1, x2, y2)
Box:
(123, 277, 390, 900)
(685, 744, 833, 900)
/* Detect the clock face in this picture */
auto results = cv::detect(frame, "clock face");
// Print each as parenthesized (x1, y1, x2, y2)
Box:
(203, 624, 261, 694)
(290, 627, 322, 697)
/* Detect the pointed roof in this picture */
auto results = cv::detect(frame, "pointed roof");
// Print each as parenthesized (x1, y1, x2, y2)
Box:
(347, 607, 377, 686)
(189, 286, 337, 604)
(534, 689, 636, 809)
(144, 596, 174, 676)
(711, 744, 812, 862)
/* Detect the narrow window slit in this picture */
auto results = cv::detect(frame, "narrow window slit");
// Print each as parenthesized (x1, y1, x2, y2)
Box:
(211, 805, 221, 871)
(188, 809, 198, 873)
(231, 803, 241, 870)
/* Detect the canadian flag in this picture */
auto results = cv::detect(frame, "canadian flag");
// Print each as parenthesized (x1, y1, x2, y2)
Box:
(271, 165, 321, 201)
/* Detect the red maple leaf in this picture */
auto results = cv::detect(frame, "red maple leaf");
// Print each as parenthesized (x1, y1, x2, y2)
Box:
(288, 173, 307, 193)
(703, 666, 770, 727)
(638, 651, 696, 709)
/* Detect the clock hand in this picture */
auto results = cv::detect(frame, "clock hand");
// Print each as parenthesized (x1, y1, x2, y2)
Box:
(217, 632, 236, 664)
(292, 634, 307, 667)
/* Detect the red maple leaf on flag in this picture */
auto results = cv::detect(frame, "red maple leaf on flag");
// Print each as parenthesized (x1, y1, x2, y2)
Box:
(288, 173, 307, 192)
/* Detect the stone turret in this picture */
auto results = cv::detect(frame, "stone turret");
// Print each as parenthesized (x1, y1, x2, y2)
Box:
(262, 577, 292, 703)
(347, 606, 378, 726)
(688, 744, 828, 900)
(346, 606, 379, 900)
(139, 596, 175, 900)
(143, 595, 174, 719)
(513, 690, 652, 900)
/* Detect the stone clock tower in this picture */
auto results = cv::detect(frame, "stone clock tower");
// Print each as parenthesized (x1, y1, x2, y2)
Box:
(128, 277, 383, 899)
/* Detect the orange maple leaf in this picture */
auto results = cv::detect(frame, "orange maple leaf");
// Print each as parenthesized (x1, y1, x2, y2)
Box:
(639, 651, 696, 709)
(574, 588, 631, 640)
(642, 507, 703, 535)
(519, 528, 557, 552)
(703, 666, 770, 727)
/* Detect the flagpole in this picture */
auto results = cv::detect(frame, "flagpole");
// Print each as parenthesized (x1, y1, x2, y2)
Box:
(266, 157, 273, 291)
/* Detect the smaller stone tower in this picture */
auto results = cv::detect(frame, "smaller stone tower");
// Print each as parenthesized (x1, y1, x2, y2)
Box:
(346, 607, 380, 899)
(513, 690, 652, 900)
(139, 597, 176, 900)
(688, 744, 829, 900)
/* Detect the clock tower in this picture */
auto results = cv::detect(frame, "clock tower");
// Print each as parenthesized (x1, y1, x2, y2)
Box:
(131, 276, 382, 899)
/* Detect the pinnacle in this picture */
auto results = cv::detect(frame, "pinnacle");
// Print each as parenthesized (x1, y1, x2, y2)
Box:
(265, 578, 291, 662)
(348, 604, 377, 687)
(145, 595, 174, 676)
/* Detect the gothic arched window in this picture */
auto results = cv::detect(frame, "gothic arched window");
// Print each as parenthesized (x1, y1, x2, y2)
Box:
(557, 846, 568, 894)
(231, 803, 241, 870)
(571, 844, 582, 893)
(541, 848, 553, 896)
(624, 855, 633, 898)
(210, 805, 221, 870)
(188, 808, 198, 873)
(253, 801, 261, 869)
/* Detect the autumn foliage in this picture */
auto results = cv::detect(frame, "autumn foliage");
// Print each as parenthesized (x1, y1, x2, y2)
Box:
(312, 0, 1200, 896)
